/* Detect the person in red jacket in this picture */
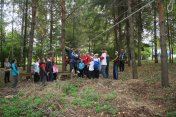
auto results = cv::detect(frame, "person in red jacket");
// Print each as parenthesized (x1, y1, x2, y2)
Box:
(84, 52, 91, 78)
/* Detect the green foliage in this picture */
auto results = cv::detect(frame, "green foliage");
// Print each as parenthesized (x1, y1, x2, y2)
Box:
(167, 111, 176, 117)
(95, 103, 118, 115)
(72, 87, 99, 108)
(72, 98, 95, 108)
(105, 91, 117, 101)
(0, 96, 43, 117)
(62, 84, 78, 97)
(80, 87, 99, 102)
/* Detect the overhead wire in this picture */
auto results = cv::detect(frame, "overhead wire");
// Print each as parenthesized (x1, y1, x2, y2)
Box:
(91, 0, 155, 41)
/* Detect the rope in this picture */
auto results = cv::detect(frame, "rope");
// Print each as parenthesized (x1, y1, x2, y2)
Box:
(91, 0, 155, 41)
(167, 0, 175, 13)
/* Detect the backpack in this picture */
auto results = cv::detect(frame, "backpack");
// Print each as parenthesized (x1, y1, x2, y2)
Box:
(94, 60, 100, 69)
(78, 62, 85, 70)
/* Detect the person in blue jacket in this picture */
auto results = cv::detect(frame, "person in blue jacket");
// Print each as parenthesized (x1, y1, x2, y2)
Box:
(11, 59, 19, 88)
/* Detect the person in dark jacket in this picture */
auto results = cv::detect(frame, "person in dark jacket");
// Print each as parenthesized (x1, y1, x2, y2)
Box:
(65, 48, 76, 72)
(119, 49, 126, 72)
(113, 51, 119, 80)
(46, 57, 53, 81)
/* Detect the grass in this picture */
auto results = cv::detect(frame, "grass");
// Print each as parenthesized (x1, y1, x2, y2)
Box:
(0, 63, 176, 116)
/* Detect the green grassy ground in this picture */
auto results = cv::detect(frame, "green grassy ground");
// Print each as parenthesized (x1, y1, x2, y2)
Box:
(0, 62, 176, 117)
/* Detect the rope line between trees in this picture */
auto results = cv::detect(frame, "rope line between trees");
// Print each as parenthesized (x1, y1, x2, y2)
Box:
(91, 0, 155, 41)
(167, 0, 175, 13)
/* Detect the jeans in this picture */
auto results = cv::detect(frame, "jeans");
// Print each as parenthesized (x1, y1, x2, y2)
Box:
(113, 63, 118, 80)
(12, 75, 18, 88)
(34, 72, 40, 82)
(119, 60, 125, 71)
(101, 65, 107, 78)
(4, 71, 10, 83)
(105, 64, 109, 78)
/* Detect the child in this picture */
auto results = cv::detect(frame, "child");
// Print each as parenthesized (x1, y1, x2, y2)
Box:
(53, 61, 58, 80)
(78, 60, 85, 78)
(88, 57, 94, 79)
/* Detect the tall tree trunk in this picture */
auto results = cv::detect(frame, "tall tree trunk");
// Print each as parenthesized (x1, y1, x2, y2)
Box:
(154, 1, 158, 63)
(127, 0, 138, 79)
(61, 0, 66, 71)
(166, 0, 171, 63)
(126, 15, 131, 66)
(0, 0, 4, 67)
(112, 4, 118, 52)
(23, 0, 28, 70)
(27, 0, 37, 74)
(49, 0, 53, 53)
(20, 1, 25, 67)
(137, 0, 142, 66)
(157, 0, 169, 87)
(11, 0, 15, 59)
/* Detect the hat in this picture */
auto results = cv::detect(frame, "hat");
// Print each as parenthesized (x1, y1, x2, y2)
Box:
(94, 53, 98, 56)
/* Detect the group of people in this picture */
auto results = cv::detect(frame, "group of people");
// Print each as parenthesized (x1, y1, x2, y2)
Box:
(32, 57, 58, 85)
(65, 48, 126, 80)
(2, 48, 126, 88)
(4, 58, 19, 88)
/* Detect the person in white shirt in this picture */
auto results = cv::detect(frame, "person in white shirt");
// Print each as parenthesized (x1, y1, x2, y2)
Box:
(100, 48, 107, 78)
(33, 58, 40, 82)
(4, 58, 11, 83)
(88, 57, 94, 79)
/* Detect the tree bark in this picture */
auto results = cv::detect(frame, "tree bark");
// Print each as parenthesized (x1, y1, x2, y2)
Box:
(127, 0, 138, 79)
(137, 0, 142, 66)
(27, 0, 37, 74)
(61, 0, 66, 71)
(154, 1, 158, 63)
(157, 0, 169, 87)
(166, 0, 171, 63)
(23, 0, 28, 70)
(112, 4, 118, 52)
(126, 14, 131, 66)
(20, 0, 25, 67)
(49, 0, 53, 54)
(0, 0, 4, 67)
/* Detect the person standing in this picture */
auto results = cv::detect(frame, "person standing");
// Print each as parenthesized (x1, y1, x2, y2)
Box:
(65, 47, 76, 72)
(46, 57, 53, 81)
(105, 51, 110, 78)
(100, 48, 107, 78)
(33, 58, 40, 82)
(93, 54, 100, 79)
(88, 57, 94, 79)
(40, 58, 47, 86)
(84, 52, 91, 78)
(113, 51, 119, 80)
(11, 59, 19, 88)
(53, 61, 58, 80)
(4, 58, 11, 83)
(119, 49, 126, 72)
